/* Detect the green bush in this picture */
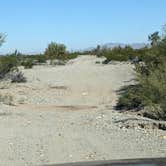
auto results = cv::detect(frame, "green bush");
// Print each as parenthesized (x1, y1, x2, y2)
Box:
(66, 53, 78, 60)
(116, 85, 144, 111)
(26, 54, 47, 64)
(45, 42, 67, 60)
(35, 55, 47, 63)
(116, 69, 166, 120)
(116, 28, 166, 120)
(137, 63, 166, 120)
(96, 46, 140, 63)
(21, 59, 33, 69)
(102, 53, 129, 63)
(0, 56, 18, 79)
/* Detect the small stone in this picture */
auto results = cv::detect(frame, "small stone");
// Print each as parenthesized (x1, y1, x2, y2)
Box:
(69, 154, 72, 158)
(9, 142, 13, 146)
(40, 154, 44, 157)
(27, 121, 31, 125)
(96, 116, 102, 120)
(82, 92, 88, 96)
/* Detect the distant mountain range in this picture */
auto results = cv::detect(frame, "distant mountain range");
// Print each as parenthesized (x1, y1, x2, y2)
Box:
(103, 42, 148, 49)
(82, 42, 149, 52)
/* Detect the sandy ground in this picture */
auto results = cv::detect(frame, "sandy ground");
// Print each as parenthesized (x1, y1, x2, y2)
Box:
(0, 55, 165, 166)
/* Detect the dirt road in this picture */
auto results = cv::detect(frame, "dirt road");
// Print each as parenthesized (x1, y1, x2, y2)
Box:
(0, 56, 165, 166)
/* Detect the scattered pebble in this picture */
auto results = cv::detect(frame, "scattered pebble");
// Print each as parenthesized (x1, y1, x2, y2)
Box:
(69, 154, 73, 158)
(82, 92, 88, 96)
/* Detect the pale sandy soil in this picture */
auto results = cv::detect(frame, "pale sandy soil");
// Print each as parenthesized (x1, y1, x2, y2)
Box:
(0, 55, 165, 166)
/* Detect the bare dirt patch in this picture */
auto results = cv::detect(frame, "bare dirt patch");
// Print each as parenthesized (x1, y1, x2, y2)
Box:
(17, 104, 98, 111)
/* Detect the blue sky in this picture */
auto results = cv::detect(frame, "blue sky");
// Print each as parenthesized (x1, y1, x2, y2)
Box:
(0, 0, 166, 54)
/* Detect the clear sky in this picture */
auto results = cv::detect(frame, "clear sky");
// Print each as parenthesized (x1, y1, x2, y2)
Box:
(0, 0, 166, 54)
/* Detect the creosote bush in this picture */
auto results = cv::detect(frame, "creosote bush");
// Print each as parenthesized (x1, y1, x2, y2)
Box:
(116, 28, 166, 120)
(45, 42, 67, 60)
(45, 42, 79, 62)
(21, 59, 33, 69)
(0, 56, 18, 79)
(91, 45, 149, 63)
(116, 85, 144, 111)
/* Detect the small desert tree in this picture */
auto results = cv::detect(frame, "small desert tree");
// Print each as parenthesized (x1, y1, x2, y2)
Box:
(45, 42, 67, 60)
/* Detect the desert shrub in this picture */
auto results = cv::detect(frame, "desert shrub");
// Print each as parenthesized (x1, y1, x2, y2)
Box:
(25, 54, 47, 64)
(0, 56, 18, 79)
(116, 28, 166, 120)
(102, 53, 129, 64)
(66, 53, 78, 60)
(45, 42, 67, 60)
(44, 41, 79, 62)
(21, 59, 33, 69)
(96, 46, 140, 63)
(116, 85, 144, 111)
(35, 55, 47, 63)
(137, 62, 166, 120)
(11, 71, 27, 83)
(95, 45, 150, 63)
(0, 36, 20, 79)
(95, 61, 101, 64)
